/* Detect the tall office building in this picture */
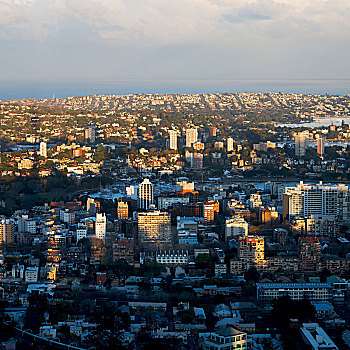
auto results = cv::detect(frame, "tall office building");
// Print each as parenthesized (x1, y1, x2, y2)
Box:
(85, 127, 96, 143)
(138, 211, 171, 244)
(95, 213, 106, 240)
(282, 181, 350, 221)
(117, 201, 129, 220)
(298, 237, 321, 272)
(238, 235, 265, 266)
(39, 141, 47, 158)
(186, 128, 198, 148)
(169, 130, 178, 151)
(295, 131, 309, 156)
(317, 136, 325, 156)
(138, 178, 154, 210)
(227, 137, 234, 152)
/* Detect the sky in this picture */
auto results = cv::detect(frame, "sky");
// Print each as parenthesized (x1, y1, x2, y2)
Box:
(1, 0, 350, 97)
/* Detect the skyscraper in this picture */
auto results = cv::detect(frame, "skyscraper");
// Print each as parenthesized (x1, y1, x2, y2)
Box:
(186, 128, 198, 148)
(138, 178, 154, 210)
(138, 211, 171, 244)
(317, 136, 325, 156)
(169, 130, 178, 150)
(95, 213, 106, 240)
(295, 131, 309, 156)
(39, 141, 47, 158)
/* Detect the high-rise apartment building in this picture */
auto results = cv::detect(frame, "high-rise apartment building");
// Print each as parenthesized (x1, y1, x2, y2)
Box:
(225, 216, 248, 241)
(169, 130, 178, 150)
(0, 220, 14, 245)
(95, 213, 106, 240)
(227, 137, 234, 152)
(138, 211, 171, 244)
(138, 178, 154, 210)
(85, 127, 96, 143)
(283, 182, 350, 222)
(295, 131, 309, 156)
(238, 235, 265, 266)
(317, 136, 325, 156)
(117, 201, 129, 220)
(185, 151, 203, 169)
(186, 128, 198, 148)
(298, 237, 321, 272)
(203, 200, 220, 223)
(39, 141, 47, 158)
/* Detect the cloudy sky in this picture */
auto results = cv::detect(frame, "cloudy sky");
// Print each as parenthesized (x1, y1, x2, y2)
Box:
(1, 0, 350, 95)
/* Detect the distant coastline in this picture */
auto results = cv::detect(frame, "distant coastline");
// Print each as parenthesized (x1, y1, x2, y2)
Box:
(1, 79, 350, 100)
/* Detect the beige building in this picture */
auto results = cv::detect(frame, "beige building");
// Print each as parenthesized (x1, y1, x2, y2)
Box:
(138, 211, 171, 245)
(117, 201, 129, 220)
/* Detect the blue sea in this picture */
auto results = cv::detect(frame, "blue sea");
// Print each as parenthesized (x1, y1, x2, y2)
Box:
(1, 79, 350, 99)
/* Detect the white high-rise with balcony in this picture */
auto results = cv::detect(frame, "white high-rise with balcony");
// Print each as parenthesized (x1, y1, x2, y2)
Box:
(138, 178, 154, 210)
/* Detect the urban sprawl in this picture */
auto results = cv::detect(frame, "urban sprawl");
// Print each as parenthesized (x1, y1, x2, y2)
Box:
(1, 93, 350, 349)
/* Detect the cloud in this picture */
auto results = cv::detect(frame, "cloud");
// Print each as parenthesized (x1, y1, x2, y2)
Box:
(0, 0, 349, 43)
(0, 0, 350, 82)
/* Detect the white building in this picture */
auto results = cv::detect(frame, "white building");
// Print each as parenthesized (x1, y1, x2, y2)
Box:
(156, 250, 189, 265)
(169, 130, 178, 150)
(225, 216, 248, 241)
(25, 267, 39, 283)
(186, 128, 198, 148)
(60, 209, 75, 225)
(256, 283, 333, 302)
(95, 213, 106, 240)
(18, 217, 36, 234)
(227, 137, 234, 152)
(158, 196, 189, 209)
(138, 178, 154, 210)
(76, 223, 87, 241)
(39, 141, 47, 158)
(295, 131, 309, 156)
(283, 181, 350, 221)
